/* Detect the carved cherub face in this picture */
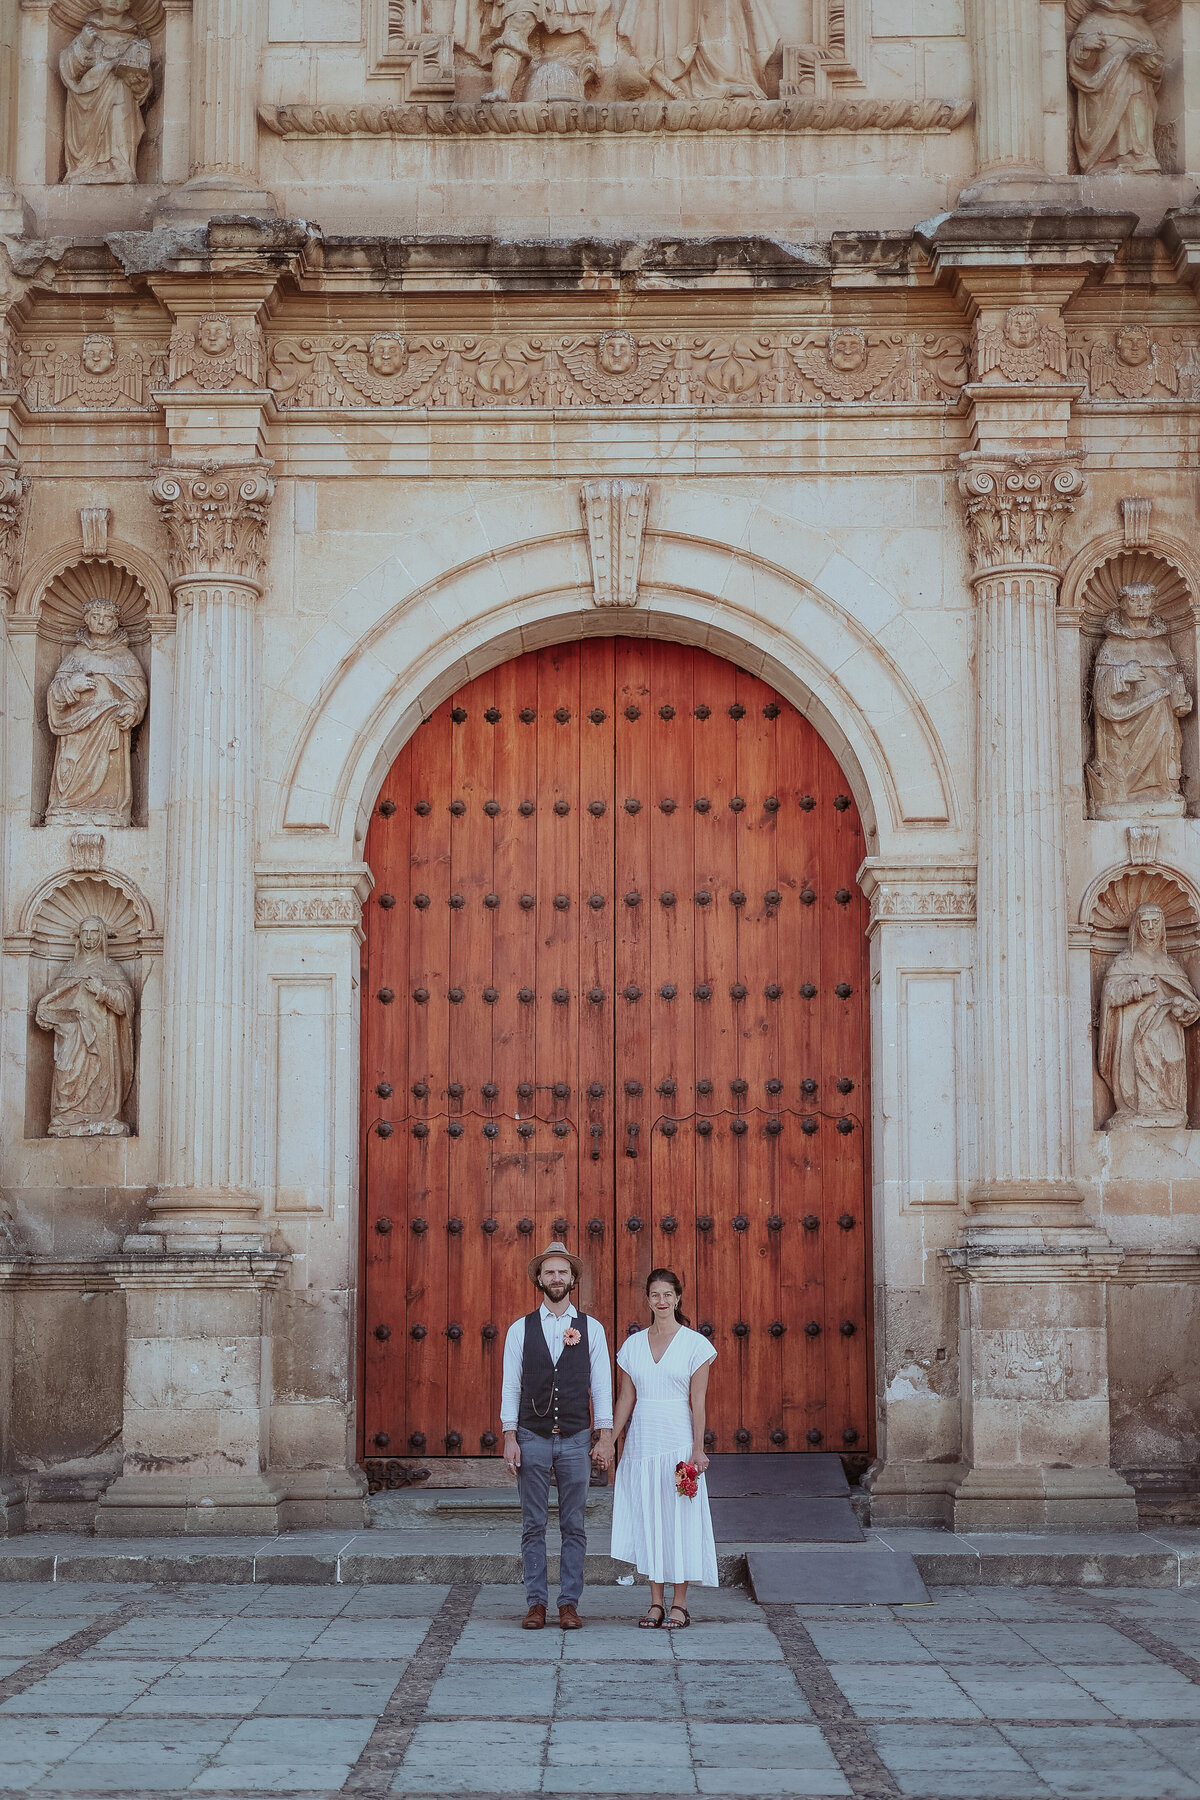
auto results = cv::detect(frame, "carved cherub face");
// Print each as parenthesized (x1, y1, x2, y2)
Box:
(1117, 326, 1151, 368)
(1134, 904, 1166, 949)
(368, 335, 407, 377)
(81, 335, 116, 376)
(1119, 581, 1157, 624)
(197, 316, 233, 358)
(77, 916, 107, 955)
(83, 600, 119, 639)
(1004, 307, 1040, 350)
(829, 329, 868, 374)
(597, 331, 637, 376)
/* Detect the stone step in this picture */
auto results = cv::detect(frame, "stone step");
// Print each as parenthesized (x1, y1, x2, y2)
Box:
(1, 1526, 1200, 1589)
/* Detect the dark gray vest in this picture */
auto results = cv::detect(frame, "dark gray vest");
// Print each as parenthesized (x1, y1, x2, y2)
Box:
(517, 1311, 592, 1437)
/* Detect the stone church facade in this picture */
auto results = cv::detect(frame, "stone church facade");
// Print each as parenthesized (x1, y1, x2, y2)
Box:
(1, 0, 1199, 1537)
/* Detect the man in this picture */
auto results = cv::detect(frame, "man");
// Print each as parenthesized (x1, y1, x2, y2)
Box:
(501, 1242, 613, 1630)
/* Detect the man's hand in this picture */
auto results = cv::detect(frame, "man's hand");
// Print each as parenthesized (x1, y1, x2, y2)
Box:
(590, 1430, 614, 1470)
(503, 1431, 521, 1474)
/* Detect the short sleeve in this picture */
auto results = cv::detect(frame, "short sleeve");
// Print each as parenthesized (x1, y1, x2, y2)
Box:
(689, 1331, 717, 1374)
(616, 1334, 637, 1376)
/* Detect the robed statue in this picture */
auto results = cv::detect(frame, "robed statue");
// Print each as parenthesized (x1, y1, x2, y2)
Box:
(1067, 0, 1169, 174)
(59, 0, 153, 185)
(35, 915, 135, 1137)
(44, 595, 148, 828)
(1086, 582, 1191, 819)
(1098, 902, 1200, 1129)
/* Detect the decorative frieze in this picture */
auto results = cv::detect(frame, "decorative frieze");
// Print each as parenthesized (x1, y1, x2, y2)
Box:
(167, 315, 265, 392)
(975, 306, 1069, 384)
(267, 328, 969, 412)
(18, 336, 166, 411)
(150, 465, 275, 591)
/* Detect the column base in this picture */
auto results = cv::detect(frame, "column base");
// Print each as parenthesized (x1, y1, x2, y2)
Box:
(275, 1469, 370, 1531)
(154, 177, 279, 224)
(864, 1460, 966, 1529)
(956, 171, 1079, 210)
(0, 1478, 26, 1536)
(967, 1179, 1084, 1218)
(95, 1474, 285, 1536)
(950, 1466, 1139, 1534)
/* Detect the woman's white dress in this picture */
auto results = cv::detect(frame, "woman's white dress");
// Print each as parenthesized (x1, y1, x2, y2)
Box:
(610, 1326, 719, 1586)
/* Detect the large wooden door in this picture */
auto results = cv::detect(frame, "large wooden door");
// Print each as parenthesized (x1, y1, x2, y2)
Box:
(361, 640, 871, 1466)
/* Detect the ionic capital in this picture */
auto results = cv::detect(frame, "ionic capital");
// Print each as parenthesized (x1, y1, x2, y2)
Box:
(958, 452, 1086, 581)
(150, 462, 275, 591)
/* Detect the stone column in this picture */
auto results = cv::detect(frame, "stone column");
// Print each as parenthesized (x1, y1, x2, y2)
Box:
(157, 0, 277, 219)
(966, 0, 1045, 178)
(0, 0, 29, 232)
(147, 464, 274, 1244)
(959, 454, 1085, 1212)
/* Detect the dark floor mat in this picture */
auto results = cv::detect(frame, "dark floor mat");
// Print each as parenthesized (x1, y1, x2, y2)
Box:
(709, 1493, 864, 1543)
(748, 1548, 929, 1604)
(705, 1453, 850, 1499)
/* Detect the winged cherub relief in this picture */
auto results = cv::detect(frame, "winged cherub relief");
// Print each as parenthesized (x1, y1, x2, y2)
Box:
(790, 328, 905, 402)
(1067, 0, 1172, 173)
(1086, 324, 1178, 399)
(557, 331, 673, 404)
(168, 314, 263, 391)
(975, 306, 1070, 383)
(53, 333, 144, 408)
(330, 336, 446, 405)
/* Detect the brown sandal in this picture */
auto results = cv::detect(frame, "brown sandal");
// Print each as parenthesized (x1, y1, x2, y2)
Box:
(665, 1606, 691, 1630)
(638, 1604, 665, 1629)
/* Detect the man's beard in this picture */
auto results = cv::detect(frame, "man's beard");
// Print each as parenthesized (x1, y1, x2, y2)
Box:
(542, 1281, 570, 1299)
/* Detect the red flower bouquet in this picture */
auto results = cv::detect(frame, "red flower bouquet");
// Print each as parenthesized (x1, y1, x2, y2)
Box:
(675, 1460, 699, 1499)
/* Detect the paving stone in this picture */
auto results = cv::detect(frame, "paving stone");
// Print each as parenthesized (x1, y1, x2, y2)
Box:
(951, 1665, 1113, 1721)
(450, 1619, 564, 1660)
(1009, 1622, 1161, 1664)
(300, 1618, 429, 1659)
(0, 1715, 103, 1756)
(666, 1622, 783, 1661)
(51, 1747, 217, 1790)
(828, 1661, 986, 1720)
(193, 1713, 376, 1790)
(868, 1722, 1053, 1796)
(1061, 1662, 1200, 1720)
(998, 1722, 1200, 1798)
(396, 1718, 549, 1794)
(558, 1622, 676, 1660)
(339, 1585, 450, 1617)
(802, 1620, 935, 1663)
(905, 1621, 1052, 1664)
(677, 1662, 813, 1720)
(425, 1660, 558, 1717)
(91, 1616, 227, 1655)
(689, 1721, 849, 1795)
(252, 1659, 409, 1715)
(555, 1664, 682, 1718)
(544, 1718, 694, 1792)
(0, 1623, 104, 1657)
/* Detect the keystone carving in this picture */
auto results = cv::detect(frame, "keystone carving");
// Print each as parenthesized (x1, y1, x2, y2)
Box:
(580, 479, 650, 608)
(150, 465, 275, 589)
(958, 456, 1086, 576)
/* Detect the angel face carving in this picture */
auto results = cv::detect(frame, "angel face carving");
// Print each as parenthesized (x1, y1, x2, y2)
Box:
(597, 331, 637, 377)
(1004, 308, 1040, 351)
(976, 307, 1068, 383)
(368, 335, 408, 377)
(1117, 325, 1152, 367)
(81, 334, 116, 376)
(197, 316, 234, 358)
(828, 329, 869, 375)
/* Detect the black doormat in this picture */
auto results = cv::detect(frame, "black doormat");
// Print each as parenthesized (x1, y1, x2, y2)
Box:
(748, 1548, 929, 1604)
(705, 1453, 850, 1498)
(709, 1493, 864, 1543)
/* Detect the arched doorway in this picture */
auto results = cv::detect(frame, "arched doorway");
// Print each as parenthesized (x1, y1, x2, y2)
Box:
(360, 638, 872, 1465)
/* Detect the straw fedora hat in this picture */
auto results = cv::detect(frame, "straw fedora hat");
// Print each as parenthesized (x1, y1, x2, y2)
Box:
(528, 1239, 583, 1285)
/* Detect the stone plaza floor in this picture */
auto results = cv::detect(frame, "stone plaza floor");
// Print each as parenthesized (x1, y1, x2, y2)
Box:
(1, 1580, 1200, 1798)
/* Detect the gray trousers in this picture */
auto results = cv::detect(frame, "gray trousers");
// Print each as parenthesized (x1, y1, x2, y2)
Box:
(515, 1425, 591, 1608)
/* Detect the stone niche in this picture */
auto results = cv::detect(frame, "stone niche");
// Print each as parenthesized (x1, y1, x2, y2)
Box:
(47, 0, 165, 187)
(1079, 549, 1197, 819)
(1089, 866, 1200, 1130)
(32, 557, 151, 829)
(24, 874, 144, 1139)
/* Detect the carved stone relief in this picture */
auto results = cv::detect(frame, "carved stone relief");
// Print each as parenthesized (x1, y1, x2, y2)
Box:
(1068, 326, 1196, 400)
(58, 0, 154, 185)
(166, 317, 264, 392)
(150, 465, 274, 587)
(35, 561, 151, 831)
(0, 464, 29, 596)
(957, 456, 1086, 575)
(267, 328, 969, 411)
(1066, 0, 1171, 174)
(18, 336, 167, 411)
(974, 306, 1069, 384)
(1089, 868, 1200, 1131)
(580, 478, 649, 607)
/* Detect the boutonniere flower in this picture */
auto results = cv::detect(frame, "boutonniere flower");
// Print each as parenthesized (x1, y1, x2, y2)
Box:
(675, 1461, 699, 1500)
(562, 1327, 581, 1347)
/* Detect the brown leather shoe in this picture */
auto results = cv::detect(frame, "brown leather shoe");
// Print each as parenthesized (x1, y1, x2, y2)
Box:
(522, 1602, 547, 1630)
(558, 1603, 583, 1630)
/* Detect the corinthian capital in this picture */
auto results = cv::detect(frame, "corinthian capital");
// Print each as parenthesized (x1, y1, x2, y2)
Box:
(150, 463, 275, 590)
(958, 453, 1086, 579)
(0, 462, 28, 597)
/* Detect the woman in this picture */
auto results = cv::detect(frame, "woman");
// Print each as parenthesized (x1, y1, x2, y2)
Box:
(609, 1268, 718, 1628)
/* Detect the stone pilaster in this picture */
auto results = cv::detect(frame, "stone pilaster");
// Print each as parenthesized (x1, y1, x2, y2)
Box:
(144, 465, 274, 1246)
(965, 0, 1045, 181)
(157, 0, 277, 220)
(959, 452, 1085, 1213)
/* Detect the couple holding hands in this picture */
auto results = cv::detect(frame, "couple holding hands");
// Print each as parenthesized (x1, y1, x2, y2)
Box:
(500, 1240, 718, 1632)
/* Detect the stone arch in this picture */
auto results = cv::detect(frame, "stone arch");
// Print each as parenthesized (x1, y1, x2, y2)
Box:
(276, 519, 959, 854)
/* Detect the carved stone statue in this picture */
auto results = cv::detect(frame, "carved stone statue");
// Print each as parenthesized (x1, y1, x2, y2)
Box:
(1087, 582, 1191, 819)
(1098, 903, 1200, 1128)
(45, 595, 149, 828)
(616, 0, 781, 99)
(1067, 0, 1168, 174)
(479, 0, 601, 100)
(59, 0, 153, 185)
(35, 915, 135, 1137)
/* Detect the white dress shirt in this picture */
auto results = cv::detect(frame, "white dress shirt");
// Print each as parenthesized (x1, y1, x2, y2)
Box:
(500, 1301, 614, 1432)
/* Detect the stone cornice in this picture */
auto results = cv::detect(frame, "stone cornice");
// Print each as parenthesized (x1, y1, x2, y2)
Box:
(254, 865, 374, 933)
(941, 1226, 1125, 1284)
(857, 858, 977, 929)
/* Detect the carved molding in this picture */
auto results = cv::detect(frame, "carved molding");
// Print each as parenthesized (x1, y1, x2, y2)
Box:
(80, 506, 111, 559)
(1121, 496, 1152, 547)
(150, 465, 275, 590)
(580, 479, 649, 609)
(958, 454, 1087, 578)
(259, 97, 972, 139)
(267, 328, 970, 412)
(858, 860, 977, 929)
(69, 831, 106, 872)
(254, 866, 374, 934)
(1069, 326, 1196, 401)
(0, 463, 28, 595)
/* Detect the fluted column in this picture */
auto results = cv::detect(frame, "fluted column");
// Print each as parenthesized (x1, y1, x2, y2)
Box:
(157, 0, 277, 218)
(966, 0, 1045, 178)
(960, 454, 1085, 1209)
(148, 464, 274, 1238)
(0, 0, 28, 231)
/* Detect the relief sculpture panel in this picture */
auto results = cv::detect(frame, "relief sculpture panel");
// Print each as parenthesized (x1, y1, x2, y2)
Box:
(59, 0, 154, 185)
(1098, 903, 1200, 1128)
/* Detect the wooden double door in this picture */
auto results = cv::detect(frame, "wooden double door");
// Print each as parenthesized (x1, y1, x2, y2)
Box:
(361, 639, 871, 1464)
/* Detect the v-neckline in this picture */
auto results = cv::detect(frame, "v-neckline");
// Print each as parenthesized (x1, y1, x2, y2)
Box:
(647, 1326, 682, 1366)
